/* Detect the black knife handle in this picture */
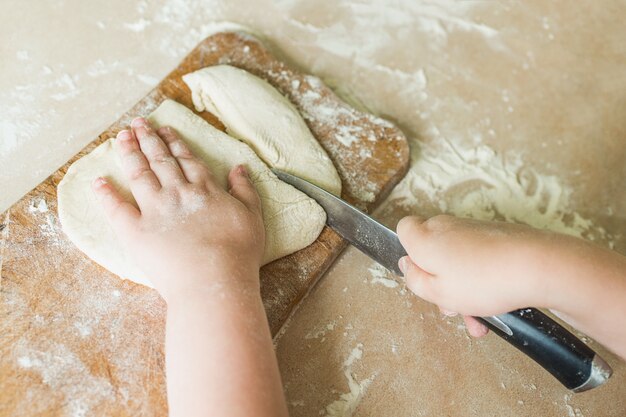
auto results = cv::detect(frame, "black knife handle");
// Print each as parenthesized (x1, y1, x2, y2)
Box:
(476, 308, 612, 392)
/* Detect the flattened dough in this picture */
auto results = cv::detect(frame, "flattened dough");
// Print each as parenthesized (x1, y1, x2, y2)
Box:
(58, 99, 327, 288)
(183, 64, 342, 196)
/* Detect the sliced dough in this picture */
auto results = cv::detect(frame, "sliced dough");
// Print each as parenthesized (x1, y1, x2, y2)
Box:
(58, 99, 326, 288)
(183, 64, 342, 196)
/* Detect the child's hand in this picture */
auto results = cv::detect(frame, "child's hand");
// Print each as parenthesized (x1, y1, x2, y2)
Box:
(397, 214, 626, 360)
(92, 117, 265, 303)
(397, 215, 564, 337)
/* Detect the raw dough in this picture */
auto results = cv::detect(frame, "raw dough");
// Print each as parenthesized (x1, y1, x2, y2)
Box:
(183, 64, 342, 196)
(58, 99, 327, 288)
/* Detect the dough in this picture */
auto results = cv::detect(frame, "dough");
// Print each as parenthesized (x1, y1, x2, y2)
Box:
(58, 99, 327, 288)
(183, 64, 342, 196)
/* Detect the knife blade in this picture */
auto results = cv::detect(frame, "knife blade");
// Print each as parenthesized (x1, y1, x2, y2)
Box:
(272, 169, 406, 275)
(272, 168, 612, 392)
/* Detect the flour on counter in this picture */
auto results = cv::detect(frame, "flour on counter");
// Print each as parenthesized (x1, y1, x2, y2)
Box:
(16, 50, 30, 61)
(305, 319, 338, 340)
(282, 0, 505, 85)
(50, 73, 79, 101)
(123, 18, 151, 32)
(324, 343, 375, 417)
(386, 139, 611, 242)
(367, 263, 399, 289)
(563, 394, 585, 417)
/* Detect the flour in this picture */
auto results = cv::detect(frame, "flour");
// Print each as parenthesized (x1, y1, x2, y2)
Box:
(280, 0, 505, 83)
(123, 18, 151, 32)
(15, 341, 116, 417)
(298, 85, 372, 148)
(51, 73, 79, 101)
(28, 197, 48, 214)
(136, 73, 159, 86)
(86, 60, 123, 77)
(324, 343, 375, 417)
(305, 319, 338, 340)
(563, 394, 585, 417)
(385, 139, 611, 242)
(16, 50, 30, 61)
(367, 263, 399, 289)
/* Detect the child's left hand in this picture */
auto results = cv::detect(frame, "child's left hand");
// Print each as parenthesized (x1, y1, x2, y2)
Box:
(92, 117, 265, 303)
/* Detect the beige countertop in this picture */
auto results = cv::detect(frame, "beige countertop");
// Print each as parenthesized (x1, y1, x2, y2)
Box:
(1, 0, 625, 416)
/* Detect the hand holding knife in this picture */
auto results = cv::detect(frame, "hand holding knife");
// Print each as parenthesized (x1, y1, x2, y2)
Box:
(273, 168, 613, 392)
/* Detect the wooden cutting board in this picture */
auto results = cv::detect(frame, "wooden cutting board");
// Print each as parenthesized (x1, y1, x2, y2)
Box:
(0, 32, 409, 416)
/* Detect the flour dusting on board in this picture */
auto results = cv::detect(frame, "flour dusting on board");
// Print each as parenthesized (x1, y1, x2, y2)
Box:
(2, 194, 167, 416)
(14, 341, 115, 417)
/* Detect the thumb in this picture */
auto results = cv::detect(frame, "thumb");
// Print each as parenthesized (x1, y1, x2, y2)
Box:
(228, 165, 262, 215)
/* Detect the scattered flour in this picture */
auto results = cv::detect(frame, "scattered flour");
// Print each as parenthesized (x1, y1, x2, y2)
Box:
(50, 73, 79, 101)
(386, 139, 610, 242)
(305, 320, 338, 340)
(123, 18, 151, 32)
(324, 343, 375, 417)
(563, 394, 585, 417)
(16, 50, 30, 61)
(28, 197, 48, 214)
(367, 263, 399, 288)
(14, 341, 115, 416)
(136, 73, 159, 86)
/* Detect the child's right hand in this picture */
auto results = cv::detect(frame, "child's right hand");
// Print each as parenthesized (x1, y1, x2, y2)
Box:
(397, 215, 550, 315)
(396, 215, 626, 349)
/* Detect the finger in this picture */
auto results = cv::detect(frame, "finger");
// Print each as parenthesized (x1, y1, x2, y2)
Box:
(399, 256, 439, 304)
(397, 215, 428, 260)
(228, 165, 262, 215)
(464, 316, 489, 338)
(156, 126, 215, 185)
(116, 129, 161, 205)
(131, 118, 186, 186)
(397, 215, 451, 271)
(92, 177, 140, 233)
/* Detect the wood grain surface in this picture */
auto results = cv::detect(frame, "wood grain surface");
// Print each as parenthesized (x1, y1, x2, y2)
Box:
(0, 32, 409, 416)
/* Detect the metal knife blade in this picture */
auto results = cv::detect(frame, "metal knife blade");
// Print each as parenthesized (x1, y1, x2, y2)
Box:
(272, 169, 407, 275)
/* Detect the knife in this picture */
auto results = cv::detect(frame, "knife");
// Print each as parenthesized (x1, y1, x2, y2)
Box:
(272, 168, 613, 392)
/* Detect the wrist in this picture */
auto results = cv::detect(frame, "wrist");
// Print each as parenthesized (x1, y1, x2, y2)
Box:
(530, 234, 601, 316)
(155, 258, 262, 306)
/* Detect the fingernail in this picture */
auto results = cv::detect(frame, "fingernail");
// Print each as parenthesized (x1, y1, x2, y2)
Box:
(398, 256, 410, 275)
(237, 165, 248, 177)
(131, 117, 147, 128)
(117, 130, 132, 141)
(92, 177, 107, 188)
